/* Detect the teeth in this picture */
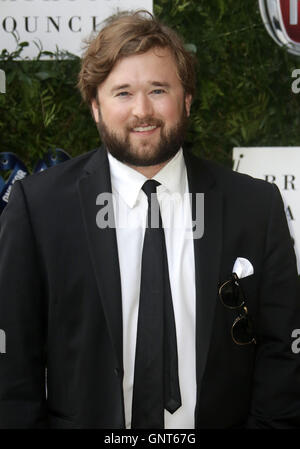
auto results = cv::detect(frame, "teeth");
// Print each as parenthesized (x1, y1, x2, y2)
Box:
(133, 125, 157, 132)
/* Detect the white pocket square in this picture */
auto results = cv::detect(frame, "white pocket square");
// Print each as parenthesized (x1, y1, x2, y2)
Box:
(232, 257, 254, 279)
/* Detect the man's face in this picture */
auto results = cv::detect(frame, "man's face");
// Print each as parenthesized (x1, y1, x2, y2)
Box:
(91, 47, 192, 167)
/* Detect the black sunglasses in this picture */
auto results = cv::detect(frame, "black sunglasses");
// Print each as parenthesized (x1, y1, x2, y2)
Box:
(219, 273, 256, 346)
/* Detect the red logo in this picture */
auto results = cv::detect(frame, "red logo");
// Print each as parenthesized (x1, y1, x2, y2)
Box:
(259, 0, 300, 56)
(280, 0, 300, 43)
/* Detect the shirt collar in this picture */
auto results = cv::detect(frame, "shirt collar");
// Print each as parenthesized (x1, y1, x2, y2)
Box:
(153, 148, 186, 196)
(108, 148, 186, 208)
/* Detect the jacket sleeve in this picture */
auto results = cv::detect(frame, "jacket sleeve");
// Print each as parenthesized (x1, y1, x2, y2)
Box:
(0, 181, 47, 428)
(246, 183, 300, 428)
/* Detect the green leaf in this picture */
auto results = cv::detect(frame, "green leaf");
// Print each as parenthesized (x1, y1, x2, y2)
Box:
(19, 42, 29, 48)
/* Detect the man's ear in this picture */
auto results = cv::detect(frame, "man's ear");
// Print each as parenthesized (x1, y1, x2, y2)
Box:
(185, 94, 192, 117)
(91, 98, 100, 123)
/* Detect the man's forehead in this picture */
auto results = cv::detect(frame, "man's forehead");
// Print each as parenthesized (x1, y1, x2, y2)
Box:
(117, 48, 173, 67)
(98, 48, 180, 91)
(110, 81, 171, 93)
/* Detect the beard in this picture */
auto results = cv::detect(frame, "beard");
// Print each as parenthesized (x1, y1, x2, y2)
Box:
(95, 105, 188, 167)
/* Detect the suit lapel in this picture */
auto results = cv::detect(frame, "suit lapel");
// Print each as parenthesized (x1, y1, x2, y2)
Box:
(184, 151, 223, 395)
(77, 147, 123, 373)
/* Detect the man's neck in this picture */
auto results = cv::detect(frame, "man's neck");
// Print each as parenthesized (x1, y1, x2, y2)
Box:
(125, 160, 170, 179)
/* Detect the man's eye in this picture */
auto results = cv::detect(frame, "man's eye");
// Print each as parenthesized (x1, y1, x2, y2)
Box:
(152, 89, 165, 94)
(116, 91, 129, 97)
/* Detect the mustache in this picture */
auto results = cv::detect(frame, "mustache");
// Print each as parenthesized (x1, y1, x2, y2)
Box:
(127, 117, 164, 130)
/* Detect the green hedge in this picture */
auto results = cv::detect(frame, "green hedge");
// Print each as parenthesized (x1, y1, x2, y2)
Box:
(0, 0, 300, 171)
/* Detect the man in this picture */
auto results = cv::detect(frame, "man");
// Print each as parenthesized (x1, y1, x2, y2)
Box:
(0, 10, 299, 429)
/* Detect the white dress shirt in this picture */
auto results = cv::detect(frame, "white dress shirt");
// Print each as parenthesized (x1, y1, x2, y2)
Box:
(108, 148, 196, 429)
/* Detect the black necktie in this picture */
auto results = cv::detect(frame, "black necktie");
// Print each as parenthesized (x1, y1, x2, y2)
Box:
(131, 179, 181, 429)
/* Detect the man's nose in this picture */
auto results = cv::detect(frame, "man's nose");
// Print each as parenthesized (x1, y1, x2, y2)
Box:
(132, 93, 153, 118)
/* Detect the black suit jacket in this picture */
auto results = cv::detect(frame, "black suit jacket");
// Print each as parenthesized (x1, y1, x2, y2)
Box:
(0, 146, 299, 428)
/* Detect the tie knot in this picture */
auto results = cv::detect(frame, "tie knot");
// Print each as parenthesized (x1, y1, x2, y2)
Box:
(142, 179, 160, 201)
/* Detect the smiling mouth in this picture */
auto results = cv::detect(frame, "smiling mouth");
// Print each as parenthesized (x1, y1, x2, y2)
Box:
(132, 125, 158, 132)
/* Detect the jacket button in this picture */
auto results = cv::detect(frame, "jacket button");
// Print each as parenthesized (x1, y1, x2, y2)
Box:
(114, 368, 120, 377)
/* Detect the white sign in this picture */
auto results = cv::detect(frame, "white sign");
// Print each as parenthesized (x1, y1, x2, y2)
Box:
(233, 147, 300, 273)
(0, 0, 153, 59)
